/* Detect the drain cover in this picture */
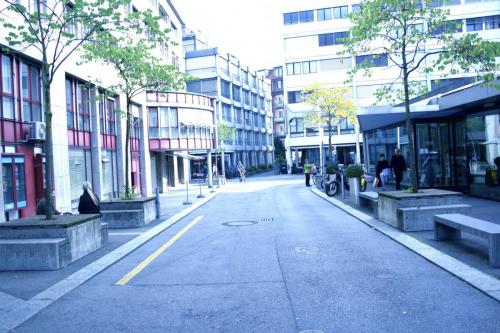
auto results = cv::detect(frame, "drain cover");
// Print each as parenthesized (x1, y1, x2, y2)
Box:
(259, 217, 274, 222)
(222, 221, 258, 227)
(294, 246, 320, 254)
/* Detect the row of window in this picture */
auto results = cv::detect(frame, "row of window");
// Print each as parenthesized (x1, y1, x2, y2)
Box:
(222, 103, 271, 128)
(220, 80, 269, 110)
(289, 118, 355, 136)
(284, 4, 360, 25)
(234, 130, 270, 146)
(0, 54, 42, 122)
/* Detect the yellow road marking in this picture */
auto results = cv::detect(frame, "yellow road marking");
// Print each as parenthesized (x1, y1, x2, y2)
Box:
(116, 215, 204, 286)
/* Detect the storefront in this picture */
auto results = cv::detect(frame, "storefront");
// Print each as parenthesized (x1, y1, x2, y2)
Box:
(359, 82, 500, 200)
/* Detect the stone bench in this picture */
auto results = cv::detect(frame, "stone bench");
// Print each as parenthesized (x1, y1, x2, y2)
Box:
(100, 209, 144, 229)
(359, 191, 378, 217)
(434, 214, 500, 267)
(0, 214, 105, 270)
(101, 197, 156, 229)
(0, 238, 70, 270)
(397, 204, 471, 231)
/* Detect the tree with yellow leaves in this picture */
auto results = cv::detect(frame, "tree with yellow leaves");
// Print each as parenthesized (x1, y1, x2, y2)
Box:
(304, 83, 356, 160)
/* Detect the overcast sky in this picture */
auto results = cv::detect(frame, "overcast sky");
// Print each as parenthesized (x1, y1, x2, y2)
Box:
(172, 0, 284, 71)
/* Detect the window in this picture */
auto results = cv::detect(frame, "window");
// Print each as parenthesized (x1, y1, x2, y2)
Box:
(148, 107, 177, 138)
(273, 67, 282, 77)
(101, 149, 118, 199)
(259, 97, 265, 110)
(252, 94, 258, 108)
(352, 4, 361, 13)
(317, 8, 332, 21)
(106, 99, 116, 135)
(429, 0, 461, 7)
(222, 103, 232, 121)
(66, 79, 74, 129)
(272, 79, 283, 91)
(289, 118, 304, 134)
(68, 149, 92, 207)
(2, 156, 26, 210)
(243, 89, 250, 105)
(299, 10, 314, 23)
(148, 107, 159, 138)
(286, 62, 302, 75)
(339, 118, 355, 134)
(19, 62, 41, 122)
(333, 6, 348, 19)
(1, 55, 14, 119)
(430, 19, 463, 35)
(77, 83, 91, 131)
(466, 17, 483, 32)
(318, 31, 348, 46)
(484, 15, 500, 30)
(302, 61, 317, 74)
(355, 54, 388, 67)
(64, 4, 78, 38)
(232, 85, 241, 102)
(235, 107, 243, 124)
(284, 12, 299, 25)
(287, 91, 303, 104)
(221, 80, 231, 98)
(283, 10, 313, 24)
(130, 116, 141, 139)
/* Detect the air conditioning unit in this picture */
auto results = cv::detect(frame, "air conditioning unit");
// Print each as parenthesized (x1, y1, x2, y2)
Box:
(28, 122, 46, 141)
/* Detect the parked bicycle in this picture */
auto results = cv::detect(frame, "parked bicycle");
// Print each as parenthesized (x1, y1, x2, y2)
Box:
(325, 167, 367, 197)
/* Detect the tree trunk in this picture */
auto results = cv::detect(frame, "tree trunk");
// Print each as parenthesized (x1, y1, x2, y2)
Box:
(124, 98, 131, 195)
(42, 62, 54, 219)
(403, 61, 418, 192)
(327, 118, 332, 161)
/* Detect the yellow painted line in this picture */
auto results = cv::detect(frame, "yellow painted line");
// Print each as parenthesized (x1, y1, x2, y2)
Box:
(116, 215, 204, 286)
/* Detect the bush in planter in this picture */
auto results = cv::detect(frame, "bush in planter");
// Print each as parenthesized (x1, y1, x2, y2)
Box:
(325, 162, 339, 174)
(344, 164, 364, 178)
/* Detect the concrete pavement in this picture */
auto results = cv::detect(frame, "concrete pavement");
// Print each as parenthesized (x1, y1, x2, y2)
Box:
(6, 174, 499, 332)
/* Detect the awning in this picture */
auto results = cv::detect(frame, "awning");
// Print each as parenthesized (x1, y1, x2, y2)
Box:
(168, 152, 204, 160)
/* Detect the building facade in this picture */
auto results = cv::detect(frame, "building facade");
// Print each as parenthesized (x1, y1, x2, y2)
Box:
(184, 45, 274, 171)
(0, 0, 215, 221)
(281, 0, 500, 175)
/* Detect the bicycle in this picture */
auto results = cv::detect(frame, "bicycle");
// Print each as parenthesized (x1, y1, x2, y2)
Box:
(325, 170, 341, 196)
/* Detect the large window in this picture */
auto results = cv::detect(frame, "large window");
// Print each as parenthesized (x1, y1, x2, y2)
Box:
(430, 19, 463, 35)
(333, 6, 348, 19)
(287, 91, 303, 104)
(283, 10, 313, 25)
(222, 103, 232, 121)
(1, 55, 14, 119)
(339, 118, 355, 134)
(21, 63, 42, 122)
(317, 8, 332, 21)
(99, 94, 116, 135)
(101, 149, 118, 199)
(2, 156, 26, 210)
(232, 84, 241, 102)
(289, 118, 304, 135)
(221, 80, 231, 99)
(66, 78, 91, 131)
(485, 15, 500, 30)
(355, 54, 388, 67)
(148, 107, 177, 138)
(466, 17, 483, 32)
(68, 149, 92, 207)
(318, 31, 348, 46)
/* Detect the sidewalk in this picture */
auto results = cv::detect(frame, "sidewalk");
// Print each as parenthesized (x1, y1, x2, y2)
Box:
(319, 179, 500, 281)
(0, 182, 218, 302)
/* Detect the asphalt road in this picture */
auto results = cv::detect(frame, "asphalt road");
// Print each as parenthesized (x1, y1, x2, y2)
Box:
(12, 175, 500, 332)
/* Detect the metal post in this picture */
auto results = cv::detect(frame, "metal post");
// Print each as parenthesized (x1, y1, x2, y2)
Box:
(197, 179, 205, 198)
(155, 187, 160, 218)
(183, 179, 191, 205)
(341, 173, 345, 199)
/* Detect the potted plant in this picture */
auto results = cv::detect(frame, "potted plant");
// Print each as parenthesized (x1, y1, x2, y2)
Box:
(344, 164, 364, 205)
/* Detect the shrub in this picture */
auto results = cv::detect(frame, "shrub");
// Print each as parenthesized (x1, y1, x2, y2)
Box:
(494, 156, 500, 166)
(325, 162, 339, 174)
(344, 164, 364, 178)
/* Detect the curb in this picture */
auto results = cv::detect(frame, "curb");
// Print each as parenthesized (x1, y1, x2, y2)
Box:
(0, 190, 221, 331)
(310, 187, 500, 303)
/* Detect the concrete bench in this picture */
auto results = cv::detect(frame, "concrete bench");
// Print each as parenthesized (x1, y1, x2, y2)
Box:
(100, 209, 145, 228)
(0, 238, 70, 270)
(359, 191, 378, 217)
(397, 204, 471, 232)
(434, 214, 500, 267)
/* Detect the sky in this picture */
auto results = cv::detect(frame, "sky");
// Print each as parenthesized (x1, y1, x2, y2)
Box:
(172, 0, 284, 71)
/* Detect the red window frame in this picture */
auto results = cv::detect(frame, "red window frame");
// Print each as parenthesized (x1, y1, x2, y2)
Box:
(107, 99, 116, 135)
(0, 54, 15, 120)
(21, 62, 42, 122)
(78, 83, 91, 131)
(66, 78, 75, 129)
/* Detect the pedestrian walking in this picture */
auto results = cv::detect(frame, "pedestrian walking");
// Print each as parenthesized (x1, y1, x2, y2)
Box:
(212, 164, 217, 177)
(237, 161, 246, 182)
(390, 148, 407, 190)
(304, 159, 312, 187)
(78, 182, 100, 214)
(375, 154, 390, 188)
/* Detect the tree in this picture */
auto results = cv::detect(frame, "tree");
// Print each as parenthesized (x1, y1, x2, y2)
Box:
(342, 0, 499, 191)
(304, 83, 356, 161)
(82, 23, 186, 197)
(215, 123, 235, 179)
(0, 0, 138, 219)
(274, 137, 286, 164)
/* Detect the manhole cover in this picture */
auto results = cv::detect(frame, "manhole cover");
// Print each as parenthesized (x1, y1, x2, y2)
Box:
(222, 221, 258, 227)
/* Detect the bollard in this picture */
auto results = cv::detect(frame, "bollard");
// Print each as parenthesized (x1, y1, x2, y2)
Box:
(197, 179, 205, 198)
(155, 187, 160, 218)
(341, 174, 345, 199)
(183, 179, 192, 205)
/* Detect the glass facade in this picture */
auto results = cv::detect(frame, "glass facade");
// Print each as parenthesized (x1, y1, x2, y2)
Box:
(364, 110, 500, 199)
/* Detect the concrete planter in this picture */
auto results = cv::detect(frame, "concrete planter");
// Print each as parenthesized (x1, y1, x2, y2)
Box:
(101, 197, 156, 229)
(349, 177, 361, 205)
(0, 214, 105, 270)
(377, 189, 470, 231)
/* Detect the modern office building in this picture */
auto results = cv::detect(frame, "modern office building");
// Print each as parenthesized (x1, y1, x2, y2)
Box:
(183, 39, 274, 171)
(0, 0, 215, 221)
(281, 0, 499, 198)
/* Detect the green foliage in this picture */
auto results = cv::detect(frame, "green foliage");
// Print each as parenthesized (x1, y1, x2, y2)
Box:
(494, 157, 500, 166)
(121, 186, 137, 200)
(304, 83, 356, 126)
(326, 162, 339, 174)
(216, 123, 236, 147)
(344, 164, 364, 178)
(275, 155, 286, 165)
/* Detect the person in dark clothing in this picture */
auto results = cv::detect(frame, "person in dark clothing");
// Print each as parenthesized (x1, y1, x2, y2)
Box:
(390, 148, 407, 190)
(36, 191, 61, 216)
(78, 182, 100, 214)
(375, 154, 390, 188)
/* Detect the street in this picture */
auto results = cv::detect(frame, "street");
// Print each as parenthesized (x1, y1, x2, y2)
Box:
(11, 175, 500, 333)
